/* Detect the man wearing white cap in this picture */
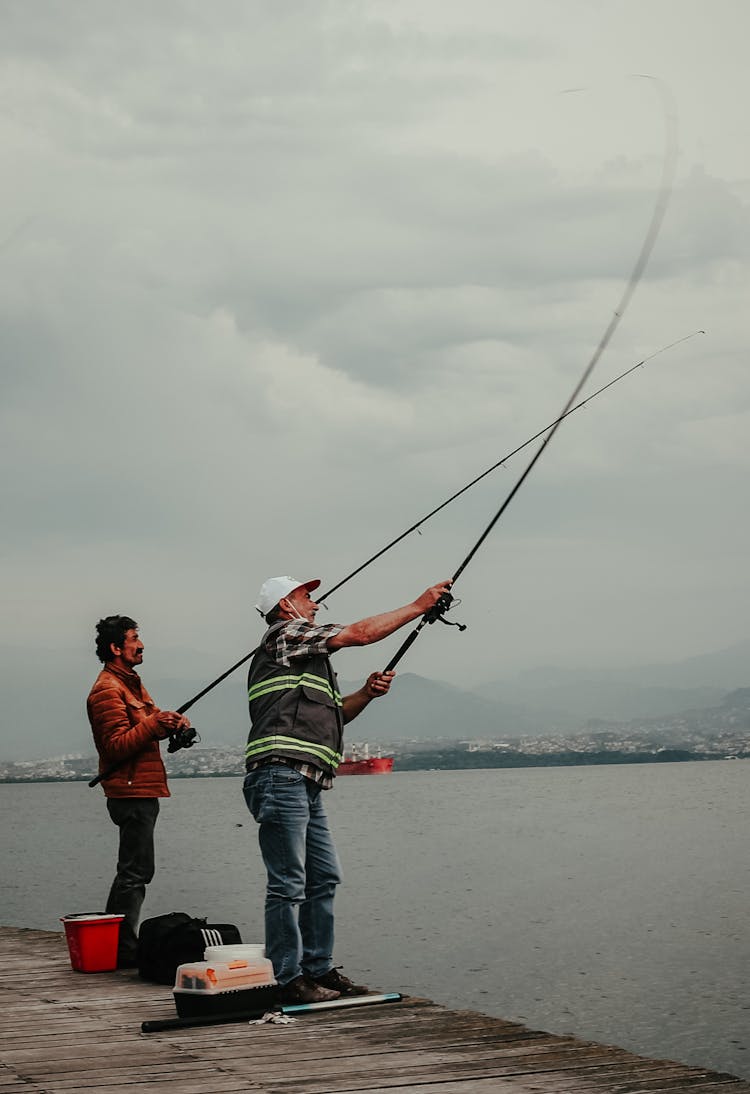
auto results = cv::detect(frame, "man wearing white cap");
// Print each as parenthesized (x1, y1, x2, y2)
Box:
(243, 574, 451, 1004)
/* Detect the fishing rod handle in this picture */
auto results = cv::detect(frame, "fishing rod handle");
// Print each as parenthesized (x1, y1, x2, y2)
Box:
(383, 623, 425, 673)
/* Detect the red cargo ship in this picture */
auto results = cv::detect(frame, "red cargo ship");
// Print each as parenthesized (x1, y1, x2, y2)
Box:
(338, 743, 394, 775)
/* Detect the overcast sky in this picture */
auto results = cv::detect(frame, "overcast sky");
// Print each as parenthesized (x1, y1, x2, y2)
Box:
(1, 1, 748, 757)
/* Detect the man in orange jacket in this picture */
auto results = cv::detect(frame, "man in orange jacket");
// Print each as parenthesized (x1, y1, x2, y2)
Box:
(87, 615, 191, 968)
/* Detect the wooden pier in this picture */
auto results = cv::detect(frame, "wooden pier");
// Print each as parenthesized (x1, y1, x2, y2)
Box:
(1, 926, 748, 1093)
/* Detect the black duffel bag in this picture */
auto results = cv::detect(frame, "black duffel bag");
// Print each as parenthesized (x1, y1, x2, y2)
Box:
(137, 912, 243, 984)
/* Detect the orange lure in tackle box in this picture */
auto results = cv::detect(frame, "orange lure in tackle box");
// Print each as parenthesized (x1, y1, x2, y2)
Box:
(173, 953, 277, 1017)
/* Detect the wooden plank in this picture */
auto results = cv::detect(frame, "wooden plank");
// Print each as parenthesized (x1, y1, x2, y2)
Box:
(191, 1030, 569, 1067)
(22, 1064, 250, 1085)
(602, 1081, 750, 1094)
(47, 1073, 264, 1091)
(244, 1046, 749, 1094)
(13, 1057, 198, 1079)
(218, 1046, 686, 1091)
(0, 1032, 142, 1051)
(45, 1082, 260, 1094)
(7, 1046, 189, 1070)
(0, 1066, 47, 1092)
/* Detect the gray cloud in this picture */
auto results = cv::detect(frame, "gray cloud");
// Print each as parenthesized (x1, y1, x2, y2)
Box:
(1, 1, 749, 760)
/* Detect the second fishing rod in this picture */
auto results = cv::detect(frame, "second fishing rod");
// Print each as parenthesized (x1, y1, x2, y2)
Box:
(89, 327, 697, 791)
(171, 330, 705, 718)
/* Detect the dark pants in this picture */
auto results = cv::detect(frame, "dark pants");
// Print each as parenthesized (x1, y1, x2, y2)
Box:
(105, 797, 159, 963)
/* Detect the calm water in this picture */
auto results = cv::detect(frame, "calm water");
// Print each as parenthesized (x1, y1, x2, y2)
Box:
(2, 762, 748, 1078)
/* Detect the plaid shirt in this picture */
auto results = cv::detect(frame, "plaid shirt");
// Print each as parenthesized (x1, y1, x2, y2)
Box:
(264, 619, 343, 668)
(248, 619, 344, 789)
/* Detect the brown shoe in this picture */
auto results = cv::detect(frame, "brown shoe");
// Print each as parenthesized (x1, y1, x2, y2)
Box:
(278, 975, 340, 1004)
(313, 967, 369, 996)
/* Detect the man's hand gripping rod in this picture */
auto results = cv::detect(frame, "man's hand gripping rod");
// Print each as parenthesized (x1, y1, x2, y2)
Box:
(383, 588, 465, 674)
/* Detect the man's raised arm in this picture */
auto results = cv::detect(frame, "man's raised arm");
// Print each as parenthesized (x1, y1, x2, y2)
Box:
(326, 580, 452, 650)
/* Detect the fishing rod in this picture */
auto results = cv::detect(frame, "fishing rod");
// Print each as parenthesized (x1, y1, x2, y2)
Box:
(91, 79, 681, 787)
(157, 330, 703, 720)
(89, 333, 700, 790)
(382, 77, 680, 674)
(91, 336, 690, 792)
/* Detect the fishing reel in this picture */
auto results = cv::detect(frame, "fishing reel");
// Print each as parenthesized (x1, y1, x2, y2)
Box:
(167, 724, 200, 753)
(424, 591, 467, 632)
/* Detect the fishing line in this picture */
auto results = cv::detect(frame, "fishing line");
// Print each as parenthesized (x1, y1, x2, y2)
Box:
(318, 329, 703, 604)
(382, 76, 680, 673)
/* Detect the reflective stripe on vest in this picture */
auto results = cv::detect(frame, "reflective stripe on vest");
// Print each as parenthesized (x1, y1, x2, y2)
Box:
(245, 734, 342, 769)
(248, 671, 342, 707)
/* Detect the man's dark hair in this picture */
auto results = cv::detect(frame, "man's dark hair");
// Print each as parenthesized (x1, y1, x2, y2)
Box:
(95, 615, 138, 663)
(265, 605, 282, 626)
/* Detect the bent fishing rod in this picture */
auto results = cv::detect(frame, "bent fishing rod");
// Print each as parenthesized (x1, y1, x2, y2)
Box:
(161, 330, 703, 715)
(91, 79, 681, 788)
(382, 77, 680, 674)
(87, 333, 699, 791)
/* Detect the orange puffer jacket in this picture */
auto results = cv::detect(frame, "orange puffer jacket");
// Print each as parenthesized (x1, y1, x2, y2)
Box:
(87, 664, 170, 798)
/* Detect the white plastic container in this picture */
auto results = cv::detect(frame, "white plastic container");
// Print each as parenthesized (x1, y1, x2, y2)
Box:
(203, 943, 266, 963)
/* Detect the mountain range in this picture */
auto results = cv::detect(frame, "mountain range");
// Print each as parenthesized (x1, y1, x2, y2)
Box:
(3, 637, 748, 761)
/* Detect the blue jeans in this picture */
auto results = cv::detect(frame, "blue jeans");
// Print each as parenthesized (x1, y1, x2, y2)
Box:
(243, 764, 342, 986)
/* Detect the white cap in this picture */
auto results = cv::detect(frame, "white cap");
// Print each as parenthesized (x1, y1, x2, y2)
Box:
(255, 576, 321, 617)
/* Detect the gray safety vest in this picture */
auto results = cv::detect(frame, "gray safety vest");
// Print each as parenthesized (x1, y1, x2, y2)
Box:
(245, 624, 344, 774)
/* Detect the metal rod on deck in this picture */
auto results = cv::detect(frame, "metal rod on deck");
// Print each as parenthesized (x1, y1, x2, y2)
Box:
(140, 992, 403, 1033)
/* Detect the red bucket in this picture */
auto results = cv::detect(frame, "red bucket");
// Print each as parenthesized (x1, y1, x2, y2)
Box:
(61, 913, 124, 973)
